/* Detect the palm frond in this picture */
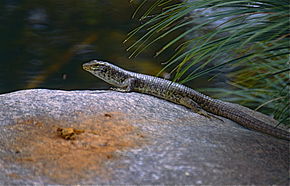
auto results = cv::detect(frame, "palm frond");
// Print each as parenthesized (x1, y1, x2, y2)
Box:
(128, 0, 290, 125)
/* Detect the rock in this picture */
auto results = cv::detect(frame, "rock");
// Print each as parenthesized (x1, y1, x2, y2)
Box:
(0, 89, 288, 185)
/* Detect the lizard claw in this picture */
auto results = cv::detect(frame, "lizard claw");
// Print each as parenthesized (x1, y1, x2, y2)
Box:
(110, 87, 129, 92)
(197, 111, 224, 122)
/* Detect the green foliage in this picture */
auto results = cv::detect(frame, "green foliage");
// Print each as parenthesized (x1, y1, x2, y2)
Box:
(127, 0, 290, 125)
(207, 49, 289, 125)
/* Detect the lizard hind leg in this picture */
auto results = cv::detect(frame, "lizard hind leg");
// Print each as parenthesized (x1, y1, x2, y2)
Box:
(180, 97, 223, 121)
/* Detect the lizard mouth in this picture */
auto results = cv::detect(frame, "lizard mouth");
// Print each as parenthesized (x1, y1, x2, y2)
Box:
(82, 63, 91, 71)
(83, 63, 89, 70)
(83, 60, 103, 71)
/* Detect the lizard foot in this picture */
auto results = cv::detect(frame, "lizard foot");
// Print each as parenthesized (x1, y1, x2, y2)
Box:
(110, 87, 129, 92)
(197, 110, 224, 122)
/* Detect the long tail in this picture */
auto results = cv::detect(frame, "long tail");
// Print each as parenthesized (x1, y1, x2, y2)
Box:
(205, 99, 290, 141)
(227, 111, 290, 141)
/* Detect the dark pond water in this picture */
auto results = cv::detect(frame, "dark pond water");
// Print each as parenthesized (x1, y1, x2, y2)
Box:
(0, 0, 211, 94)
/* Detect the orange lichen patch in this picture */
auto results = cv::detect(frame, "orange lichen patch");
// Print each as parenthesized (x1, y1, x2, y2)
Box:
(4, 112, 146, 184)
(56, 127, 85, 140)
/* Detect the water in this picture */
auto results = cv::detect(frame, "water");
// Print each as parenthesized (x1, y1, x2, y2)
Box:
(0, 0, 173, 94)
(0, 0, 216, 95)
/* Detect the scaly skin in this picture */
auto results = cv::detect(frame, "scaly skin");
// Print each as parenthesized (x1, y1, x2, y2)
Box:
(83, 60, 290, 141)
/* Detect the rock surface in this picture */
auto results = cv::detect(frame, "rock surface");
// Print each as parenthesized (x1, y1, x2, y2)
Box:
(0, 89, 289, 185)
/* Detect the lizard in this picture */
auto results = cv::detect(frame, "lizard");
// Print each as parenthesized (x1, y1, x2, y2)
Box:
(82, 60, 290, 141)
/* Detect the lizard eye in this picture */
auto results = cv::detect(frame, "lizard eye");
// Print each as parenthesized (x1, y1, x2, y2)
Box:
(92, 64, 100, 70)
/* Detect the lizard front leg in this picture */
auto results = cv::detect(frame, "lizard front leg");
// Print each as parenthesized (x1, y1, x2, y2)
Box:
(110, 77, 136, 92)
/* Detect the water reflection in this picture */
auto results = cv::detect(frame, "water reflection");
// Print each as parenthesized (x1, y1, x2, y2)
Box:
(0, 0, 166, 93)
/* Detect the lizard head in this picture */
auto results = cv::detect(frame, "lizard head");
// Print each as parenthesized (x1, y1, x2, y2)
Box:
(83, 60, 112, 74)
(82, 60, 128, 86)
